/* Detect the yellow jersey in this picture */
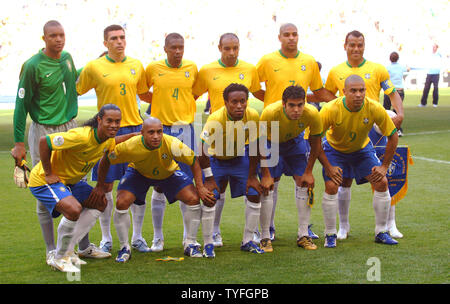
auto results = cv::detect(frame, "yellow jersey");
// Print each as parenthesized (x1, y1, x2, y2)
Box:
(28, 127, 115, 187)
(200, 106, 260, 160)
(260, 100, 322, 143)
(256, 50, 323, 108)
(320, 96, 397, 153)
(76, 55, 149, 127)
(107, 134, 195, 180)
(325, 59, 396, 101)
(192, 59, 261, 113)
(145, 59, 198, 125)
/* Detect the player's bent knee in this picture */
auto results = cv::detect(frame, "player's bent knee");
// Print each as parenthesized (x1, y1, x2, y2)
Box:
(325, 181, 339, 195)
(247, 195, 260, 204)
(116, 190, 135, 210)
(373, 177, 388, 192)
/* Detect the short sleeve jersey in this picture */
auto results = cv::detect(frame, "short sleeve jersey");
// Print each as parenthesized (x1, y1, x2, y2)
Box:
(14, 49, 78, 142)
(256, 50, 323, 108)
(192, 59, 261, 113)
(76, 55, 149, 127)
(325, 59, 396, 100)
(319, 96, 397, 153)
(200, 106, 260, 160)
(145, 59, 198, 125)
(260, 100, 322, 143)
(28, 127, 115, 187)
(107, 134, 195, 180)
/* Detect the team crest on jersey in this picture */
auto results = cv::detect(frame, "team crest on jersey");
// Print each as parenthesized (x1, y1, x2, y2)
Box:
(239, 73, 244, 80)
(66, 60, 72, 72)
(363, 118, 369, 124)
(59, 186, 66, 192)
(298, 122, 304, 128)
(18, 88, 25, 99)
(365, 73, 371, 79)
(53, 136, 64, 147)
(108, 151, 117, 160)
(185, 71, 190, 78)
(131, 69, 136, 75)
(301, 65, 306, 71)
(161, 153, 169, 160)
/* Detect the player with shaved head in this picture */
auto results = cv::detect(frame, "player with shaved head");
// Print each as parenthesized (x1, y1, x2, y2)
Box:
(318, 75, 399, 248)
(95, 117, 217, 261)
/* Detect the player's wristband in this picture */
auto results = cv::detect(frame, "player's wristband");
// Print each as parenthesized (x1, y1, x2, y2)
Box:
(202, 167, 213, 178)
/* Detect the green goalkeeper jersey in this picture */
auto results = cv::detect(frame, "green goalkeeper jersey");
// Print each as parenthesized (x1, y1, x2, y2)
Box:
(13, 49, 78, 143)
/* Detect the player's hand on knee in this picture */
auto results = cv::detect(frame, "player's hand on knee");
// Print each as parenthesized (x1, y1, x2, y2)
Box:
(44, 173, 61, 185)
(246, 175, 262, 196)
(368, 166, 387, 183)
(198, 185, 216, 207)
(298, 172, 315, 189)
(260, 175, 274, 196)
(326, 166, 343, 186)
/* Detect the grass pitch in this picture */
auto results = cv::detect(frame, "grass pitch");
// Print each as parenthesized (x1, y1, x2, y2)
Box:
(0, 89, 449, 284)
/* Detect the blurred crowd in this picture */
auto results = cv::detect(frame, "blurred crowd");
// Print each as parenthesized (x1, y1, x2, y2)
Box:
(1, 0, 449, 96)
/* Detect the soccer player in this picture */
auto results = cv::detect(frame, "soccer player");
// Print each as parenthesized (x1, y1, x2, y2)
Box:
(199, 83, 273, 254)
(76, 24, 152, 253)
(144, 33, 198, 252)
(192, 33, 262, 247)
(319, 75, 399, 248)
(11, 20, 81, 264)
(323, 30, 404, 240)
(255, 23, 335, 240)
(95, 117, 217, 262)
(259, 85, 342, 250)
(27, 104, 123, 272)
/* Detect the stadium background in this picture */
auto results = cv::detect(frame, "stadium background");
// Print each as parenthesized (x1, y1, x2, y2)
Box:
(0, 0, 449, 104)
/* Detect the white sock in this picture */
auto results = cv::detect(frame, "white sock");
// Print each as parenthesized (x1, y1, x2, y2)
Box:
(36, 200, 56, 253)
(113, 208, 131, 250)
(338, 187, 351, 232)
(322, 192, 338, 236)
(130, 203, 146, 243)
(373, 190, 391, 235)
(296, 186, 311, 238)
(201, 205, 215, 245)
(180, 201, 187, 240)
(99, 191, 114, 244)
(183, 204, 201, 246)
(151, 190, 166, 241)
(243, 198, 261, 244)
(270, 181, 279, 228)
(55, 217, 77, 259)
(67, 208, 101, 253)
(387, 204, 396, 229)
(213, 192, 226, 234)
(260, 191, 274, 239)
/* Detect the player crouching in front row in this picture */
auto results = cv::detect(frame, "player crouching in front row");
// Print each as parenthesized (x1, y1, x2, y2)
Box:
(28, 104, 135, 272)
(318, 75, 399, 248)
(92, 117, 217, 262)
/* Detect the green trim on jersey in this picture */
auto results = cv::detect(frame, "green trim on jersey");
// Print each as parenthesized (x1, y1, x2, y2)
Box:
(346, 58, 367, 68)
(218, 59, 239, 68)
(106, 55, 127, 63)
(389, 128, 398, 137)
(343, 97, 364, 112)
(141, 135, 162, 150)
(93, 128, 101, 144)
(13, 49, 78, 143)
(278, 49, 300, 59)
(46, 135, 52, 151)
(165, 59, 182, 68)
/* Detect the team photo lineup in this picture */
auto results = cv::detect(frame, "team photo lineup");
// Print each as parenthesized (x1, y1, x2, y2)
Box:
(8, 16, 415, 276)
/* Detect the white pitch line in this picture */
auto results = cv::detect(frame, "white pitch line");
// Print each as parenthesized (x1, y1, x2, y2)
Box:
(413, 156, 450, 165)
(404, 130, 450, 136)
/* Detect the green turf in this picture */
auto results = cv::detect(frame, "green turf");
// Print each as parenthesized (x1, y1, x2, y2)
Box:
(0, 92, 449, 284)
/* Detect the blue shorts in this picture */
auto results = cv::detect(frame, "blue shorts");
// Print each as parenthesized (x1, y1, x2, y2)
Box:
(322, 138, 381, 185)
(92, 125, 142, 183)
(163, 124, 196, 180)
(117, 167, 193, 205)
(369, 127, 387, 146)
(29, 181, 93, 218)
(210, 153, 259, 198)
(266, 134, 308, 178)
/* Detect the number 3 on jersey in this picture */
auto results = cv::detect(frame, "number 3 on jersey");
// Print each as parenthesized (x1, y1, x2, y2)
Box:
(120, 83, 126, 95)
(172, 88, 179, 100)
